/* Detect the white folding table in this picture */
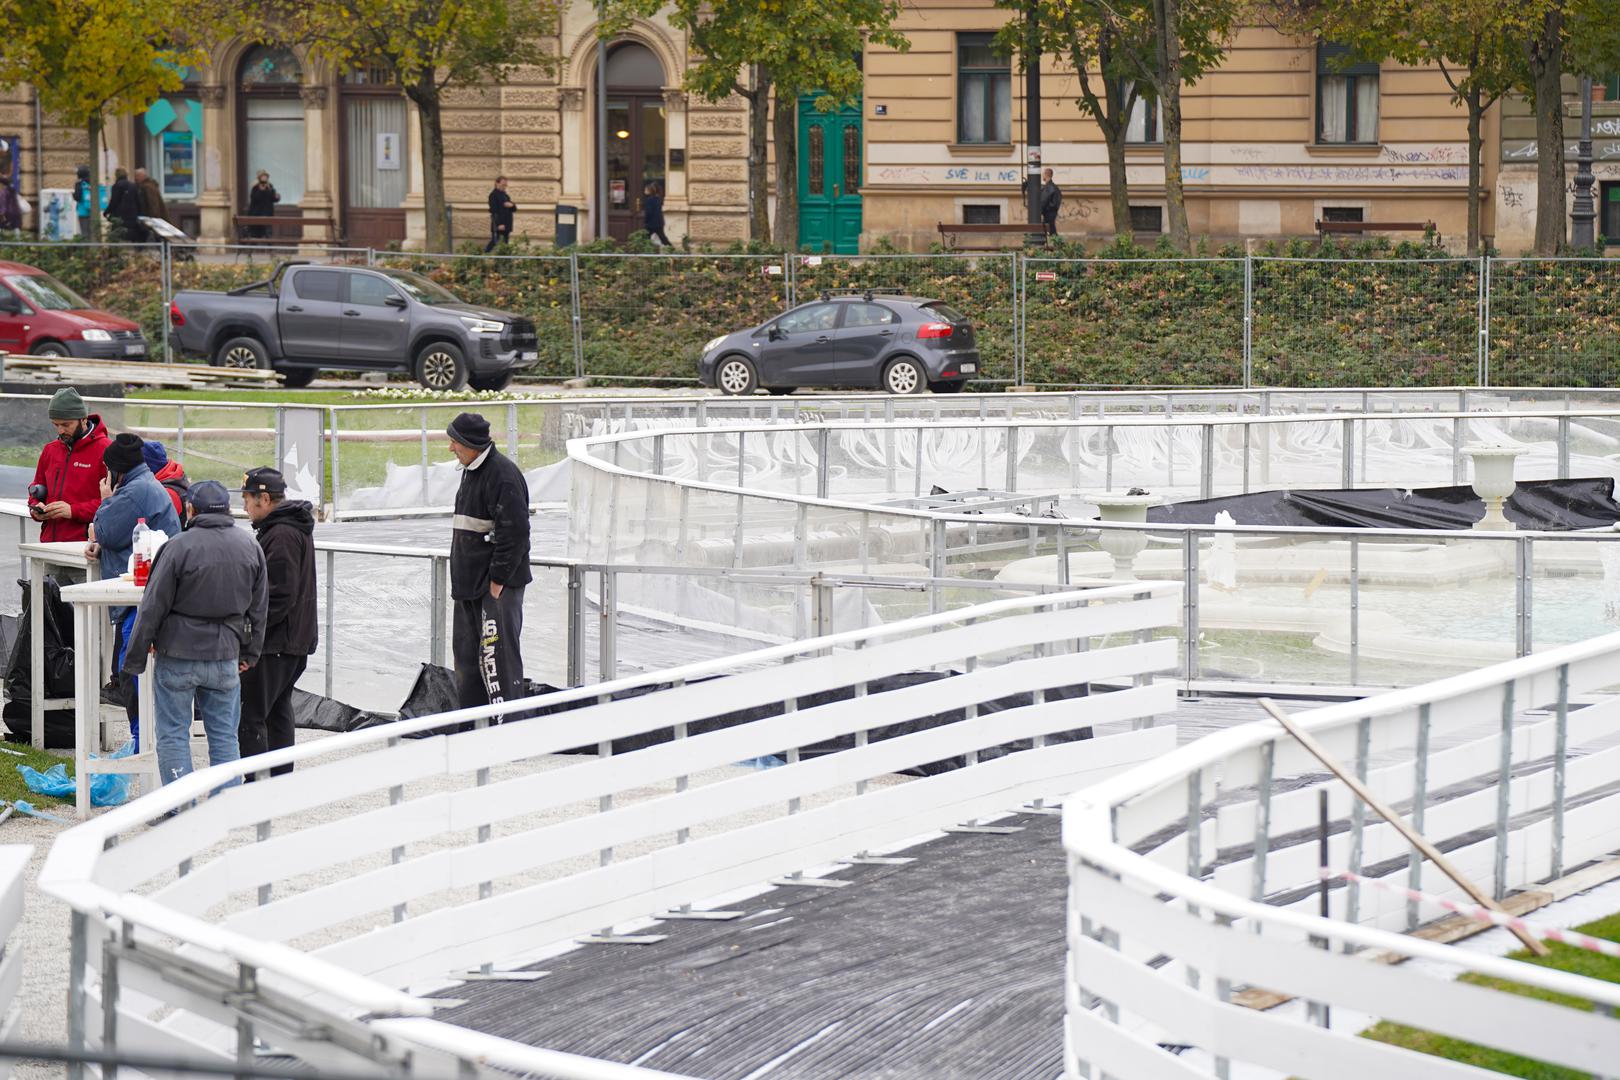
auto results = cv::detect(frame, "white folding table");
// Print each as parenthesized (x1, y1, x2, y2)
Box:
(16, 541, 101, 751)
(59, 579, 160, 818)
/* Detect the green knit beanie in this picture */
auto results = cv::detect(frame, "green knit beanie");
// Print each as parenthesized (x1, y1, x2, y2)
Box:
(47, 387, 88, 420)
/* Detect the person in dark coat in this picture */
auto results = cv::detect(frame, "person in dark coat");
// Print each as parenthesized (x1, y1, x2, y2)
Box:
(142, 440, 191, 519)
(1039, 168, 1062, 240)
(123, 480, 268, 788)
(0, 178, 22, 232)
(133, 167, 168, 227)
(485, 176, 515, 252)
(643, 181, 670, 247)
(104, 168, 140, 241)
(238, 468, 316, 777)
(446, 413, 531, 711)
(246, 170, 279, 239)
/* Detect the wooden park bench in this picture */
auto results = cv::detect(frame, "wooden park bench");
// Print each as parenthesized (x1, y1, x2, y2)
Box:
(938, 221, 1054, 251)
(1316, 219, 1438, 243)
(233, 215, 342, 246)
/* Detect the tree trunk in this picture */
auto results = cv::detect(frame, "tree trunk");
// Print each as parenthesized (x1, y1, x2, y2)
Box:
(411, 84, 449, 252)
(772, 85, 798, 250)
(1465, 92, 1483, 255)
(1154, 0, 1190, 250)
(1527, 9, 1566, 256)
(747, 67, 771, 242)
(85, 113, 102, 243)
(1102, 121, 1132, 241)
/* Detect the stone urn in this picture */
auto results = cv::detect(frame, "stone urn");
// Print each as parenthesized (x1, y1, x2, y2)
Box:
(1088, 491, 1165, 580)
(1462, 444, 1526, 532)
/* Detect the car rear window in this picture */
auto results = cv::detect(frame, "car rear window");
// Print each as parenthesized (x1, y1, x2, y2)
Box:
(923, 303, 968, 324)
(289, 269, 343, 302)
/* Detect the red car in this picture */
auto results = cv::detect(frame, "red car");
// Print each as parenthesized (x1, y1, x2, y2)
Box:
(0, 260, 149, 359)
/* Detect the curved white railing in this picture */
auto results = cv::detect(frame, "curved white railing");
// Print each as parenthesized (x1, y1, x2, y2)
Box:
(0, 845, 28, 1077)
(41, 586, 1180, 1078)
(1060, 633, 1620, 1078)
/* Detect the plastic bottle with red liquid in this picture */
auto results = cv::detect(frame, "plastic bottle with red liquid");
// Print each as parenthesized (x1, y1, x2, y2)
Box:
(132, 518, 152, 586)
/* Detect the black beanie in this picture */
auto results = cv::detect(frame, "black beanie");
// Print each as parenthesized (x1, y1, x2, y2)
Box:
(104, 432, 145, 475)
(446, 412, 493, 450)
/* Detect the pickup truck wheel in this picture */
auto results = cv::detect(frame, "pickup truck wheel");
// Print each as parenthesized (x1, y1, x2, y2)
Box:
(277, 367, 316, 389)
(468, 370, 515, 392)
(216, 336, 269, 371)
(415, 342, 469, 391)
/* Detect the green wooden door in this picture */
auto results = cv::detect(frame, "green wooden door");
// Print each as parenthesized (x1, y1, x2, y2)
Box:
(798, 96, 862, 254)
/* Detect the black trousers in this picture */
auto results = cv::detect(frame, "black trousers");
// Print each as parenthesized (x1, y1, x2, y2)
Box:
(485, 225, 508, 252)
(649, 227, 672, 246)
(452, 587, 525, 712)
(240, 653, 308, 777)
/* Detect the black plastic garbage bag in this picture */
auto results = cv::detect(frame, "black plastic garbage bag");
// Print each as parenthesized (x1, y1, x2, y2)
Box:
(3, 575, 78, 748)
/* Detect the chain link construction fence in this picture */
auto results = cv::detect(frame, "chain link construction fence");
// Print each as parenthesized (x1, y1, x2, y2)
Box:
(5, 239, 1620, 388)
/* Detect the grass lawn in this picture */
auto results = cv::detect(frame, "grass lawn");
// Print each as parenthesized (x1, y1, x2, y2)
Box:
(0, 741, 74, 809)
(1362, 910, 1620, 1078)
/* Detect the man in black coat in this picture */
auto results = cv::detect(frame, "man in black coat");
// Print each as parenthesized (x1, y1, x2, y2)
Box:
(446, 412, 531, 711)
(238, 467, 317, 776)
(485, 176, 515, 252)
(104, 168, 140, 241)
(1040, 168, 1062, 240)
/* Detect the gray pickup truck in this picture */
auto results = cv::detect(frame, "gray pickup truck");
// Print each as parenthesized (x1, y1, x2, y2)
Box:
(169, 262, 538, 391)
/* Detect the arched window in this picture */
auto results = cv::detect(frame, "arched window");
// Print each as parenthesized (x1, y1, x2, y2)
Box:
(238, 46, 306, 205)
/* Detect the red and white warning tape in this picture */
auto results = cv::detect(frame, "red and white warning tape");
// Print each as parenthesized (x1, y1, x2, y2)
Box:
(1321, 867, 1620, 960)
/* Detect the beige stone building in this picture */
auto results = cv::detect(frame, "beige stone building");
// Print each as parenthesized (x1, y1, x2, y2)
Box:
(1, 6, 1607, 254)
(0, 8, 752, 250)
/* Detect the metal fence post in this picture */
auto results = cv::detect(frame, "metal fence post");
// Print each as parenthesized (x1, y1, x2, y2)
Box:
(507, 402, 519, 457)
(327, 407, 342, 518)
(1242, 253, 1254, 388)
(598, 568, 617, 681)
(323, 548, 336, 698)
(567, 564, 585, 687)
(429, 555, 447, 668)
(67, 910, 87, 1080)
(1494, 679, 1516, 900)
(1199, 424, 1215, 501)
(159, 242, 172, 363)
(1552, 663, 1569, 878)
(786, 252, 797, 308)
(1182, 530, 1200, 683)
(1340, 418, 1354, 488)
(816, 427, 830, 500)
(1516, 537, 1532, 658)
(1480, 255, 1493, 388)
(569, 250, 584, 379)
(1476, 253, 1487, 387)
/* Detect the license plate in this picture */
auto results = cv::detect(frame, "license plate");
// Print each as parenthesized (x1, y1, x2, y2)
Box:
(960, 363, 977, 373)
(124, 344, 146, 356)
(518, 350, 537, 361)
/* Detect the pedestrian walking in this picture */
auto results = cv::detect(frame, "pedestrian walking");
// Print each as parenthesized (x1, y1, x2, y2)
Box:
(105, 168, 139, 241)
(142, 440, 191, 519)
(246, 171, 279, 239)
(133, 167, 168, 233)
(87, 433, 182, 751)
(643, 181, 671, 247)
(28, 387, 110, 544)
(0, 177, 22, 233)
(238, 468, 316, 777)
(72, 165, 93, 234)
(447, 412, 531, 711)
(485, 176, 515, 252)
(1039, 168, 1062, 239)
(122, 480, 267, 788)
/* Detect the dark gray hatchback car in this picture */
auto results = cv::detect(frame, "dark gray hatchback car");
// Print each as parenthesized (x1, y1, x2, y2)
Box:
(697, 291, 980, 395)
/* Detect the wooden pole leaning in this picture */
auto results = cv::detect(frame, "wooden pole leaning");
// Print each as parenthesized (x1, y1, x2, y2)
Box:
(1257, 698, 1549, 958)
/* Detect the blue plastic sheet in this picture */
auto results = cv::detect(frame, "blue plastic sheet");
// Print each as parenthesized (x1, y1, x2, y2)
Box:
(16, 741, 135, 807)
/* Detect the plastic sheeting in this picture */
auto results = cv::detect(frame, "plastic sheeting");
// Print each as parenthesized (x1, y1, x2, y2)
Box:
(1147, 477, 1620, 531)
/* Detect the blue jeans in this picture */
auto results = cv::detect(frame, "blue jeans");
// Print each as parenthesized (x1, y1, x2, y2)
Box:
(152, 656, 242, 789)
(112, 608, 139, 751)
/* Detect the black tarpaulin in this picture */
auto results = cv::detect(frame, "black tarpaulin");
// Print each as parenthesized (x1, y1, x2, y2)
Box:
(1146, 477, 1620, 531)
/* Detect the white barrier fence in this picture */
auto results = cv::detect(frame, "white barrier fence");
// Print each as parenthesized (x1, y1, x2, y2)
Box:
(0, 847, 27, 1080)
(40, 586, 1178, 1078)
(1061, 632, 1620, 1079)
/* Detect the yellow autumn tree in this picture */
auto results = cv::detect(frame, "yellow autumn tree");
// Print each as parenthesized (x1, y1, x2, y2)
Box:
(272, 0, 565, 252)
(0, 0, 213, 241)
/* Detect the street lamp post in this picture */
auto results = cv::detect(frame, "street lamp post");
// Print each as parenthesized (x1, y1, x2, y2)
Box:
(1573, 75, 1596, 249)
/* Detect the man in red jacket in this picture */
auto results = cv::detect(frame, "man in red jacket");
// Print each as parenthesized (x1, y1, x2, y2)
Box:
(28, 387, 110, 543)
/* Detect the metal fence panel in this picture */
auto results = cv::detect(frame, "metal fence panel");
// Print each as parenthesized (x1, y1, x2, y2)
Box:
(1486, 258, 1620, 387)
(1250, 257, 1480, 388)
(575, 253, 789, 382)
(789, 253, 1019, 384)
(1020, 257, 1246, 387)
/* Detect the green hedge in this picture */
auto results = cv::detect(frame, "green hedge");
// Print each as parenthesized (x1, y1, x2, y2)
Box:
(5, 235, 1619, 387)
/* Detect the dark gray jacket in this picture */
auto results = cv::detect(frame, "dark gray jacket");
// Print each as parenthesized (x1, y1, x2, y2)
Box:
(122, 513, 268, 673)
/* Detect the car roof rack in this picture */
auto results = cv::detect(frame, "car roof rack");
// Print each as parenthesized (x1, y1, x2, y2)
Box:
(817, 287, 909, 302)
